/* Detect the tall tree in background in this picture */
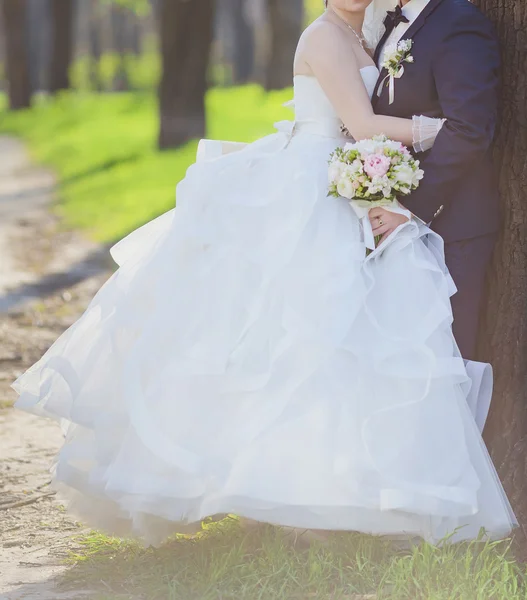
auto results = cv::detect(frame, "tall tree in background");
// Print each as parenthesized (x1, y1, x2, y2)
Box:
(49, 0, 75, 93)
(215, 0, 255, 85)
(158, 0, 214, 149)
(111, 3, 131, 90)
(0, 7, 4, 80)
(28, 0, 51, 93)
(231, 0, 255, 84)
(473, 0, 527, 552)
(266, 0, 303, 90)
(1, 0, 31, 109)
(88, 0, 104, 91)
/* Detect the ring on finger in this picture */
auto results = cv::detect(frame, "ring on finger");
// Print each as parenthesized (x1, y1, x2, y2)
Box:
(378, 219, 384, 226)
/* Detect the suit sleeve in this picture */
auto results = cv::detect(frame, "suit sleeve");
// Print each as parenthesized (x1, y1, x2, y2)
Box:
(403, 12, 501, 223)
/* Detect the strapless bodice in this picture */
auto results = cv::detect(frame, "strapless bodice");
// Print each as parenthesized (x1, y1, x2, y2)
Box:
(290, 66, 379, 138)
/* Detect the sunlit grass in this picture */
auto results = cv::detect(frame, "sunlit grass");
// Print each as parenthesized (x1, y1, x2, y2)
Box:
(60, 518, 525, 600)
(0, 85, 292, 242)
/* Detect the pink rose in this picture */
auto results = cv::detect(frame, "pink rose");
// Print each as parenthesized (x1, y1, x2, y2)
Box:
(363, 153, 391, 178)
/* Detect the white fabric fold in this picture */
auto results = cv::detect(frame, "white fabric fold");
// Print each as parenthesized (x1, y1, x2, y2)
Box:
(196, 139, 248, 163)
(464, 361, 493, 433)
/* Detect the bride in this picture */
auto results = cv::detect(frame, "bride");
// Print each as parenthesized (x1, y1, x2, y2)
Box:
(14, 0, 516, 546)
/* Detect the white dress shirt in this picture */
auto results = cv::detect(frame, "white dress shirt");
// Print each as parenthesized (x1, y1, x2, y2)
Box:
(378, 0, 431, 67)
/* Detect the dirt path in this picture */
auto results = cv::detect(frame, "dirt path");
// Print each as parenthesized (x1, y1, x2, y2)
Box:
(0, 137, 111, 599)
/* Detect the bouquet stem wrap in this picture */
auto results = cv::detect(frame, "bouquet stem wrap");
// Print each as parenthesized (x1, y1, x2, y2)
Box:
(351, 199, 412, 250)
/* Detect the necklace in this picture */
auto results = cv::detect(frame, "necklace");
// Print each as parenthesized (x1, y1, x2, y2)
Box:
(329, 8, 366, 50)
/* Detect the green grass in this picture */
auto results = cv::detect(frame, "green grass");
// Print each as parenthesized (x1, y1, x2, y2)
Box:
(61, 519, 525, 600)
(0, 85, 292, 242)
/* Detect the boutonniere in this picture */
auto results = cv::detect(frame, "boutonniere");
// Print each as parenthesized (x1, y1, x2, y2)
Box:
(379, 39, 414, 105)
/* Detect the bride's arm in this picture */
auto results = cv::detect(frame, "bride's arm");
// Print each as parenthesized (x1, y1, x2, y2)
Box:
(304, 23, 435, 148)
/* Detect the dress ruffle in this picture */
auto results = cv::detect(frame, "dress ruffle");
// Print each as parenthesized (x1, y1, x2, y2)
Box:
(14, 130, 516, 546)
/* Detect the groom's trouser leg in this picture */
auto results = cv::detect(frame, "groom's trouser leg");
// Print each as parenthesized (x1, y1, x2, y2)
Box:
(443, 233, 497, 360)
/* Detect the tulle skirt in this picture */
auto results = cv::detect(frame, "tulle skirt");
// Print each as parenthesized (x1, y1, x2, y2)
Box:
(14, 129, 516, 546)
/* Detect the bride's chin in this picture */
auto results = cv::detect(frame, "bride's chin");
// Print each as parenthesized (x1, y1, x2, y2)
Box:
(327, 0, 372, 14)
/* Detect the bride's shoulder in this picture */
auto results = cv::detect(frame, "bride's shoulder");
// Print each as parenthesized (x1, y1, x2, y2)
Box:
(301, 17, 346, 43)
(298, 17, 355, 59)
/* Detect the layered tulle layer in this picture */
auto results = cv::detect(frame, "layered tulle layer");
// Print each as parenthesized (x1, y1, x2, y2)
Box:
(14, 131, 516, 546)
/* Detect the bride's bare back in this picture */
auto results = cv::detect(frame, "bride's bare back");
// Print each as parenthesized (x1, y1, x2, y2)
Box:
(293, 13, 414, 146)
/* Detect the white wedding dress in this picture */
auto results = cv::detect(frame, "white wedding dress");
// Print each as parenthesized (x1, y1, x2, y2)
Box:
(14, 67, 516, 546)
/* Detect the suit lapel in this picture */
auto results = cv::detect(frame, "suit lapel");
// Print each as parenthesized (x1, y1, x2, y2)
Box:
(373, 20, 391, 65)
(372, 0, 445, 106)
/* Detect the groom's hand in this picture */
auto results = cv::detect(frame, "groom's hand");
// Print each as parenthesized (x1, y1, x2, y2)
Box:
(369, 208, 410, 244)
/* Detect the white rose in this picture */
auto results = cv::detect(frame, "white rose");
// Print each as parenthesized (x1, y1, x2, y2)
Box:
(395, 164, 424, 188)
(393, 164, 416, 186)
(385, 139, 405, 152)
(328, 162, 344, 184)
(356, 139, 377, 154)
(382, 184, 393, 198)
(366, 178, 381, 195)
(342, 160, 363, 179)
(351, 159, 364, 173)
(414, 167, 425, 183)
(337, 178, 355, 199)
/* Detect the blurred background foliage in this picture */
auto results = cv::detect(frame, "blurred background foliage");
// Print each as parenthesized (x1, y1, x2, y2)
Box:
(0, 0, 324, 241)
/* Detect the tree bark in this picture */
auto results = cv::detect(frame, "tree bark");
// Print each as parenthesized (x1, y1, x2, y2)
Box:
(230, 0, 255, 83)
(88, 0, 103, 91)
(1, 0, 31, 109)
(129, 12, 142, 57)
(0, 6, 4, 71)
(157, 0, 214, 150)
(49, 0, 75, 93)
(111, 4, 130, 91)
(27, 0, 52, 93)
(473, 0, 527, 552)
(265, 0, 303, 90)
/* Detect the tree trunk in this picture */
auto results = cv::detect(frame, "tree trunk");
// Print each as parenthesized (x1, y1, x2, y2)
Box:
(157, 0, 214, 150)
(49, 0, 74, 93)
(1, 0, 31, 109)
(27, 0, 51, 94)
(0, 8, 4, 89)
(88, 0, 103, 91)
(111, 4, 130, 91)
(265, 0, 303, 90)
(129, 13, 142, 57)
(229, 0, 255, 83)
(473, 0, 527, 551)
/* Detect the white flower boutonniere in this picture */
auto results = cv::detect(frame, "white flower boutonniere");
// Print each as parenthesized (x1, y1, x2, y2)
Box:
(379, 39, 414, 105)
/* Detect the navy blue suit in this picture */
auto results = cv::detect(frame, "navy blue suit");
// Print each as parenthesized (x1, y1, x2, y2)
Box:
(373, 0, 501, 358)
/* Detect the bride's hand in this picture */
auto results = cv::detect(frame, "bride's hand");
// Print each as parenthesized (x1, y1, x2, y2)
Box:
(369, 208, 410, 244)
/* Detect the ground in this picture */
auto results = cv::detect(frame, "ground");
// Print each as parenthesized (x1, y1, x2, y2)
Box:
(0, 137, 110, 599)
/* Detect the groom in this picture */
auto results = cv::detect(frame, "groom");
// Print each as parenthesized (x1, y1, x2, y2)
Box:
(369, 0, 501, 360)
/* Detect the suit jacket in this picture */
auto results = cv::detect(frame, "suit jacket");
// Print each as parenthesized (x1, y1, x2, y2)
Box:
(373, 0, 501, 243)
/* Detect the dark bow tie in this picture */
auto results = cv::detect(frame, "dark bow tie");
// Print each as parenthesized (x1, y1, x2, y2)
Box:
(384, 5, 410, 29)
(373, 4, 411, 66)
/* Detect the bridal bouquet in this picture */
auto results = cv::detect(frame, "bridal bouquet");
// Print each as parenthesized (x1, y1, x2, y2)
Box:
(328, 135, 424, 250)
